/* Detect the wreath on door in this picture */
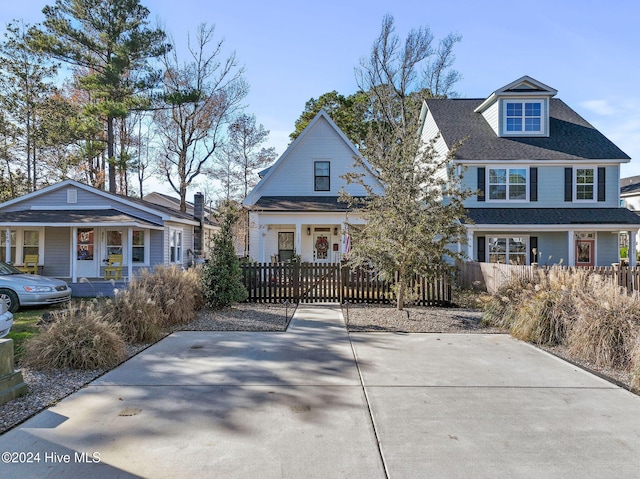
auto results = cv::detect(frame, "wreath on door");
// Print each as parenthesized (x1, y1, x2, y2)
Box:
(315, 236, 329, 254)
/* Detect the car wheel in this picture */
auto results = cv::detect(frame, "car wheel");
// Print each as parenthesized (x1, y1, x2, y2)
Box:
(0, 289, 19, 313)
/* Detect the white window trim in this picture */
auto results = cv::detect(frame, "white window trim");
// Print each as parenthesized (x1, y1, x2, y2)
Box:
(487, 235, 530, 265)
(11, 228, 45, 265)
(169, 228, 183, 264)
(574, 167, 597, 203)
(501, 99, 546, 136)
(132, 229, 150, 266)
(486, 166, 530, 203)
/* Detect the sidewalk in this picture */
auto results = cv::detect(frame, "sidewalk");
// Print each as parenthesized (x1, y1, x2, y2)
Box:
(1, 304, 640, 478)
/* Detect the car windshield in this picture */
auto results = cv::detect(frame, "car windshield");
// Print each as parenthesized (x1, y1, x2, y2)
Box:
(0, 262, 23, 275)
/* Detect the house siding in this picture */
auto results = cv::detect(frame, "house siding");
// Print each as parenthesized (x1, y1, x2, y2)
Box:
(255, 116, 380, 198)
(462, 165, 620, 208)
(597, 232, 619, 266)
(43, 227, 71, 277)
(480, 100, 500, 135)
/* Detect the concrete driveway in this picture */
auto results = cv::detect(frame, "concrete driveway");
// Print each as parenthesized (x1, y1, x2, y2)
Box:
(1, 304, 640, 478)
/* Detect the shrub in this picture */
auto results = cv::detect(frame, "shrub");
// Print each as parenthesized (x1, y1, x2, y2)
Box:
(202, 204, 248, 309)
(480, 274, 539, 330)
(108, 288, 164, 343)
(131, 265, 203, 327)
(567, 276, 640, 369)
(22, 303, 127, 370)
(630, 337, 640, 392)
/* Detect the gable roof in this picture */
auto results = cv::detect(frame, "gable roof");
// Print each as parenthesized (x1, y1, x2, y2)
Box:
(474, 75, 558, 114)
(243, 109, 380, 206)
(0, 180, 198, 225)
(423, 98, 630, 162)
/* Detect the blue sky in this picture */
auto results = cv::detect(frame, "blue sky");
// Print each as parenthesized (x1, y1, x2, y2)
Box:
(5, 0, 640, 192)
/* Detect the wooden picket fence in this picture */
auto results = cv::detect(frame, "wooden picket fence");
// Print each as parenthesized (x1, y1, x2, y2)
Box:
(457, 261, 640, 295)
(241, 262, 452, 305)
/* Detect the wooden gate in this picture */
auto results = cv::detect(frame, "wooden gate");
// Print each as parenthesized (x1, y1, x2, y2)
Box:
(241, 262, 452, 305)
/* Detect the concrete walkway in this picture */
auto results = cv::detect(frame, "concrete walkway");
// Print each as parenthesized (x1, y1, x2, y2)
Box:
(1, 304, 640, 478)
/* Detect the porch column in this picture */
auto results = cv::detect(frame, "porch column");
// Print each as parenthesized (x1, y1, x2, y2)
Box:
(4, 228, 10, 264)
(629, 230, 637, 267)
(71, 227, 78, 283)
(295, 223, 302, 259)
(567, 230, 575, 266)
(466, 230, 474, 261)
(258, 225, 265, 263)
(127, 227, 133, 280)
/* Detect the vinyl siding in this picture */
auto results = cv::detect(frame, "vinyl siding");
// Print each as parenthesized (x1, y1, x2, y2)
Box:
(462, 165, 620, 208)
(597, 232, 619, 266)
(43, 227, 71, 277)
(255, 116, 380, 198)
(534, 232, 568, 266)
(480, 100, 500, 135)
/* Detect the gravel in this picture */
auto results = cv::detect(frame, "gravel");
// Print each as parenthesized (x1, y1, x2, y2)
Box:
(1, 302, 635, 435)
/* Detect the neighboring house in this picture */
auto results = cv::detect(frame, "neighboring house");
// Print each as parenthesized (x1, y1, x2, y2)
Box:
(0, 180, 216, 287)
(620, 175, 640, 256)
(243, 110, 383, 263)
(143, 191, 219, 258)
(420, 75, 640, 267)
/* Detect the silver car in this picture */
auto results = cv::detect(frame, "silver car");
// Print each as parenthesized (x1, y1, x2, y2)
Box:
(0, 262, 72, 313)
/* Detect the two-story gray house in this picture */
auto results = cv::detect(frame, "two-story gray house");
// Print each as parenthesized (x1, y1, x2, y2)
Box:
(420, 75, 640, 267)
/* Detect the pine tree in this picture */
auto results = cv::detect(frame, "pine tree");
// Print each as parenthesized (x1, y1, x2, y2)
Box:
(201, 203, 248, 309)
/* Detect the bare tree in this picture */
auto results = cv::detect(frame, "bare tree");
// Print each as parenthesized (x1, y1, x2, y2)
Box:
(155, 23, 247, 211)
(342, 14, 469, 310)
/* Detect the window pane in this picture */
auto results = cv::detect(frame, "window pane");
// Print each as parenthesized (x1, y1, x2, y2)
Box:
(23, 231, 39, 246)
(577, 185, 594, 200)
(315, 177, 330, 191)
(509, 169, 527, 184)
(315, 162, 330, 175)
(489, 185, 506, 200)
(577, 169, 594, 184)
(506, 118, 522, 131)
(489, 238, 507, 254)
(1, 231, 16, 263)
(489, 169, 506, 184)
(525, 118, 540, 131)
(510, 253, 526, 265)
(278, 232, 294, 250)
(132, 247, 144, 263)
(506, 103, 522, 116)
(509, 185, 526, 200)
(489, 253, 506, 264)
(133, 230, 144, 246)
(525, 103, 541, 116)
(509, 238, 526, 253)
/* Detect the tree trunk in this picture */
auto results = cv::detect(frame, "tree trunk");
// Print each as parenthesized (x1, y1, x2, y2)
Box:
(396, 277, 405, 311)
(107, 115, 116, 193)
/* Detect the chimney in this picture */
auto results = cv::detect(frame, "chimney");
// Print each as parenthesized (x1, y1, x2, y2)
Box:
(194, 192, 205, 257)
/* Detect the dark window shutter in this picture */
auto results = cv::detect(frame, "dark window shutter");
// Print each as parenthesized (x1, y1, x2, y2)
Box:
(477, 236, 486, 262)
(530, 236, 538, 264)
(477, 167, 486, 202)
(530, 167, 538, 202)
(564, 168, 573, 202)
(597, 167, 606, 202)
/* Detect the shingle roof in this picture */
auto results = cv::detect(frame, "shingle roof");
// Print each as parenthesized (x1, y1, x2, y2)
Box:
(424, 98, 630, 161)
(465, 208, 640, 225)
(252, 196, 354, 211)
(621, 176, 640, 195)
(0, 209, 163, 226)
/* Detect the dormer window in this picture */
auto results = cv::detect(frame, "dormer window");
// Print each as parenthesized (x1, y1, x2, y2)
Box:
(504, 100, 544, 134)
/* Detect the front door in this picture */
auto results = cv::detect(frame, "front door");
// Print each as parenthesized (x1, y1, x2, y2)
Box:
(313, 233, 331, 263)
(76, 227, 98, 277)
(576, 239, 595, 267)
